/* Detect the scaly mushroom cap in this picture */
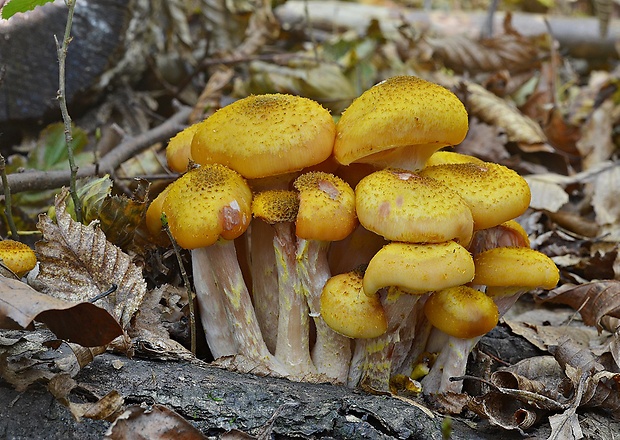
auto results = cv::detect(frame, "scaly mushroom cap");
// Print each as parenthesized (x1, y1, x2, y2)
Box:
(363, 241, 475, 296)
(293, 171, 357, 241)
(472, 247, 559, 296)
(166, 123, 199, 173)
(425, 151, 485, 167)
(424, 285, 499, 339)
(320, 269, 388, 339)
(145, 185, 171, 237)
(162, 164, 252, 249)
(191, 94, 336, 179)
(420, 162, 531, 230)
(251, 190, 299, 224)
(355, 168, 474, 245)
(334, 76, 468, 170)
(0, 240, 37, 277)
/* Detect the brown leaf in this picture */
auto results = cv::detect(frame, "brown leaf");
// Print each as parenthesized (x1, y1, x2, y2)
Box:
(0, 330, 105, 391)
(426, 31, 543, 75)
(48, 372, 124, 422)
(106, 405, 207, 440)
(458, 81, 549, 149)
(544, 281, 620, 331)
(0, 277, 122, 346)
(35, 190, 147, 329)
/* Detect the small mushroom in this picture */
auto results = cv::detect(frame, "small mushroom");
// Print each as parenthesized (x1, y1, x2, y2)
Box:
(161, 164, 285, 374)
(0, 240, 37, 277)
(294, 171, 358, 382)
(334, 76, 468, 171)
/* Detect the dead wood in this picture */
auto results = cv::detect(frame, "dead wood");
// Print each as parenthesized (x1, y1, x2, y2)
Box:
(275, 0, 620, 60)
(0, 351, 527, 439)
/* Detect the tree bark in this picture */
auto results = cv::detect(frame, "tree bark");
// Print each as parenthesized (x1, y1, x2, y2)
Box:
(0, 351, 519, 439)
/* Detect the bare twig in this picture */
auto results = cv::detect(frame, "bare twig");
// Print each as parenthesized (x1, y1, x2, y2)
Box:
(0, 154, 18, 239)
(0, 106, 191, 194)
(55, 0, 81, 222)
(162, 214, 196, 356)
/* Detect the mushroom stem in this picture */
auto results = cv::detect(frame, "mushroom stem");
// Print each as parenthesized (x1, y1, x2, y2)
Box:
(195, 239, 287, 375)
(247, 220, 279, 353)
(420, 328, 478, 394)
(191, 248, 236, 358)
(348, 288, 420, 391)
(297, 238, 351, 382)
(273, 223, 316, 377)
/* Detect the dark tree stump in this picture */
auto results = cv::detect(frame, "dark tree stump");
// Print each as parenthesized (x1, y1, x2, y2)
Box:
(0, 0, 136, 126)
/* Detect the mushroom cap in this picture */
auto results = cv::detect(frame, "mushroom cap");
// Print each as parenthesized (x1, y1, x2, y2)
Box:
(0, 240, 37, 277)
(293, 171, 357, 241)
(145, 185, 171, 236)
(424, 285, 499, 339)
(191, 94, 336, 179)
(472, 246, 559, 295)
(334, 76, 468, 170)
(162, 164, 252, 249)
(425, 151, 484, 167)
(363, 241, 475, 296)
(355, 168, 474, 245)
(166, 123, 199, 173)
(251, 190, 299, 224)
(420, 162, 531, 230)
(320, 269, 388, 339)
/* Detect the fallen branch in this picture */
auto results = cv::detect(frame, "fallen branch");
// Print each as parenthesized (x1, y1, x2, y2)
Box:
(275, 1, 620, 60)
(0, 106, 191, 194)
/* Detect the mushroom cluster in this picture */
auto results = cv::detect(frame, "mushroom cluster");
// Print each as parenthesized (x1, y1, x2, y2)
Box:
(147, 76, 559, 396)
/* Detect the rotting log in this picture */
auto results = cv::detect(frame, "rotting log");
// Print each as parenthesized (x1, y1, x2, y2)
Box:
(0, 351, 522, 440)
(275, 0, 620, 60)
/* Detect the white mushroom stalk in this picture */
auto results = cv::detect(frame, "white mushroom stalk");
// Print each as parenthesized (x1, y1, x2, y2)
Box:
(293, 171, 358, 382)
(252, 190, 316, 377)
(151, 164, 286, 375)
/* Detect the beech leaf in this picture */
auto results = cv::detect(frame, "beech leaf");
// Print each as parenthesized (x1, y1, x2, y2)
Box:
(35, 190, 147, 329)
(0, 277, 122, 346)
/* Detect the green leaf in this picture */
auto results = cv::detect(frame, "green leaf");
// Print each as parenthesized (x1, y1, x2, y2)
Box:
(1, 0, 55, 20)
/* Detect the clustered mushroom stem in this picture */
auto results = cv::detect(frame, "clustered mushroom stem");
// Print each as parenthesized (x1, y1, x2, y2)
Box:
(296, 238, 352, 382)
(191, 247, 237, 358)
(420, 330, 479, 394)
(349, 290, 421, 390)
(199, 240, 286, 374)
(247, 220, 279, 353)
(273, 223, 316, 376)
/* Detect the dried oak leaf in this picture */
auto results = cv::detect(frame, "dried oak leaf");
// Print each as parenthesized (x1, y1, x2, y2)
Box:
(544, 281, 620, 332)
(35, 190, 147, 329)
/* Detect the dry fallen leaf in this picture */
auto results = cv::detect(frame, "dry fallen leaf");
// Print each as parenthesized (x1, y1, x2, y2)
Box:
(105, 404, 207, 440)
(0, 277, 122, 346)
(34, 190, 147, 329)
(544, 281, 620, 332)
(458, 81, 549, 149)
